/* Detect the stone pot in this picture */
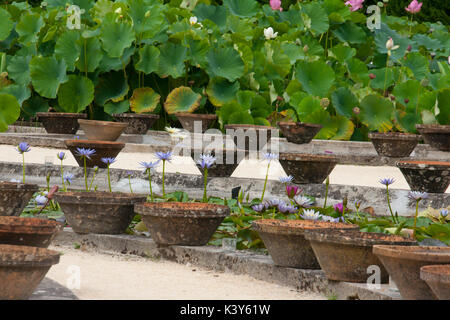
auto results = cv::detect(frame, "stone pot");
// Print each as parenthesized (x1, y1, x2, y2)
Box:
(65, 139, 125, 168)
(135, 202, 230, 246)
(54, 191, 146, 234)
(277, 122, 322, 144)
(36, 112, 87, 134)
(191, 148, 243, 178)
(112, 113, 160, 134)
(0, 216, 62, 248)
(0, 244, 60, 300)
(420, 265, 450, 300)
(251, 219, 359, 269)
(78, 119, 127, 141)
(305, 230, 416, 283)
(373, 246, 450, 300)
(396, 160, 450, 194)
(278, 153, 338, 184)
(224, 124, 277, 152)
(416, 124, 450, 151)
(175, 113, 217, 133)
(0, 182, 39, 217)
(368, 132, 421, 157)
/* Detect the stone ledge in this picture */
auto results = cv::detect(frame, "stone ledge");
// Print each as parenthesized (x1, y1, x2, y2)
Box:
(53, 228, 401, 300)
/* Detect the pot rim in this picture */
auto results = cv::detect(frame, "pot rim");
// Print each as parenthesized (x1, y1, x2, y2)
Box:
(224, 124, 277, 130)
(174, 113, 218, 119)
(78, 119, 128, 128)
(0, 244, 60, 267)
(420, 265, 450, 283)
(64, 139, 126, 148)
(368, 132, 422, 141)
(396, 160, 450, 169)
(36, 112, 87, 118)
(135, 201, 230, 218)
(0, 182, 39, 191)
(0, 217, 62, 235)
(277, 121, 323, 129)
(112, 113, 160, 119)
(305, 230, 416, 247)
(279, 153, 338, 162)
(251, 219, 359, 236)
(54, 191, 146, 205)
(416, 124, 450, 133)
(373, 245, 450, 262)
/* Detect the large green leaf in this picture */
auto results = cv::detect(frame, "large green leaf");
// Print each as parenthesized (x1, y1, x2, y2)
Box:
(16, 13, 44, 45)
(7, 55, 31, 86)
(130, 87, 160, 113)
(436, 88, 450, 125)
(304, 110, 338, 139)
(331, 87, 359, 118)
(329, 44, 356, 63)
(104, 100, 130, 116)
(392, 80, 421, 111)
(129, 0, 166, 36)
(55, 30, 81, 72)
(58, 75, 94, 113)
(98, 46, 135, 73)
(359, 94, 394, 132)
(29, 56, 68, 99)
(76, 37, 103, 73)
(94, 71, 129, 106)
(206, 78, 239, 107)
(100, 13, 135, 58)
(346, 58, 369, 86)
(331, 115, 355, 140)
(164, 86, 202, 114)
(333, 21, 366, 44)
(292, 96, 321, 120)
(158, 42, 187, 78)
(0, 84, 30, 105)
(295, 60, 335, 97)
(206, 47, 245, 82)
(0, 8, 14, 41)
(301, 2, 329, 36)
(0, 93, 20, 132)
(403, 52, 429, 81)
(193, 4, 227, 29)
(21, 95, 49, 120)
(223, 0, 258, 18)
(135, 45, 160, 74)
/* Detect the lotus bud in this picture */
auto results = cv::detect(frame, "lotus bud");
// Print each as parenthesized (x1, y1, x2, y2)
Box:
(430, 52, 436, 58)
(353, 107, 360, 115)
(189, 16, 198, 25)
(421, 78, 429, 87)
(407, 45, 412, 52)
(0, 71, 8, 78)
(390, 95, 395, 101)
(320, 98, 330, 108)
(404, 98, 410, 104)
(369, 73, 376, 80)
(188, 80, 195, 86)
(303, 45, 309, 53)
(145, 10, 151, 18)
(277, 96, 284, 102)
(115, 7, 122, 14)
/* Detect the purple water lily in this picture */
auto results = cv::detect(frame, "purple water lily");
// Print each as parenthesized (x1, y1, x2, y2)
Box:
(57, 151, 66, 160)
(155, 151, 173, 162)
(75, 148, 96, 160)
(17, 142, 30, 154)
(379, 178, 395, 186)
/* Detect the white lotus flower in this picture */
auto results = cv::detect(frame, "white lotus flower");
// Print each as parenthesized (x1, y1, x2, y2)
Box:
(386, 38, 399, 56)
(190, 16, 198, 25)
(114, 7, 122, 14)
(264, 27, 278, 40)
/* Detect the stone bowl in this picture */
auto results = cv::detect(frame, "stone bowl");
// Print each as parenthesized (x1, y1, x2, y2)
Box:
(175, 113, 217, 133)
(65, 139, 125, 168)
(135, 202, 230, 246)
(373, 245, 450, 300)
(78, 119, 127, 141)
(368, 132, 421, 157)
(305, 230, 417, 283)
(416, 124, 450, 151)
(396, 160, 450, 193)
(36, 112, 87, 134)
(0, 216, 63, 248)
(420, 264, 450, 300)
(251, 219, 359, 269)
(0, 182, 39, 217)
(0, 244, 60, 300)
(191, 148, 243, 178)
(278, 153, 338, 184)
(277, 122, 322, 144)
(54, 191, 146, 234)
(112, 113, 159, 134)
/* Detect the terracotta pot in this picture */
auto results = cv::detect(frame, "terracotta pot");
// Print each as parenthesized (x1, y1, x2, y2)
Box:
(373, 245, 450, 300)
(251, 219, 359, 269)
(305, 230, 416, 283)
(65, 139, 125, 168)
(416, 124, 450, 151)
(368, 132, 421, 157)
(54, 191, 146, 234)
(396, 160, 450, 193)
(175, 113, 217, 133)
(420, 265, 450, 300)
(0, 216, 62, 248)
(0, 182, 39, 217)
(78, 119, 127, 141)
(36, 112, 87, 134)
(277, 122, 322, 144)
(112, 113, 159, 134)
(0, 244, 60, 300)
(278, 153, 338, 184)
(135, 202, 230, 246)
(191, 149, 243, 178)
(224, 124, 277, 152)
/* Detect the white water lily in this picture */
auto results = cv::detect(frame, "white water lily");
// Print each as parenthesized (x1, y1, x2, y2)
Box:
(264, 27, 278, 40)
(300, 209, 322, 220)
(114, 7, 122, 14)
(165, 127, 181, 134)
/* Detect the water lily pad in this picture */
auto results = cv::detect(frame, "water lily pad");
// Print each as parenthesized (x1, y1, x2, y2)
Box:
(158, 42, 187, 79)
(104, 100, 130, 116)
(55, 30, 81, 72)
(164, 86, 201, 115)
(94, 71, 129, 106)
(331, 87, 359, 118)
(223, 0, 258, 18)
(58, 75, 94, 113)
(7, 55, 31, 86)
(403, 52, 429, 81)
(130, 87, 160, 114)
(76, 37, 103, 73)
(30, 56, 68, 99)
(0, 84, 30, 105)
(135, 45, 160, 74)
(15, 13, 44, 45)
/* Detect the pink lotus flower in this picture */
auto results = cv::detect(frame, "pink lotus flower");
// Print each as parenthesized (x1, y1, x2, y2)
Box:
(345, 0, 364, 12)
(405, 0, 422, 14)
(270, 0, 282, 11)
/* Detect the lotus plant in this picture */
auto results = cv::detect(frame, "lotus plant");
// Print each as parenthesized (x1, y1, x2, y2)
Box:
(408, 191, 429, 239)
(57, 151, 66, 191)
(140, 161, 159, 202)
(300, 209, 322, 221)
(405, 0, 422, 33)
(16, 142, 30, 183)
(197, 153, 216, 203)
(88, 166, 99, 191)
(155, 151, 172, 197)
(74, 148, 96, 191)
(379, 178, 399, 223)
(345, 0, 364, 12)
(101, 157, 116, 192)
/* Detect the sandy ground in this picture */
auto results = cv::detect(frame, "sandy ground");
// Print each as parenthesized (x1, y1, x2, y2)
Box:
(46, 245, 325, 300)
(2, 144, 444, 192)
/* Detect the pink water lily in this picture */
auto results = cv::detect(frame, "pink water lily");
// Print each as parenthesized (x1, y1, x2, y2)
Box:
(270, 0, 282, 11)
(405, 0, 422, 14)
(345, 0, 364, 12)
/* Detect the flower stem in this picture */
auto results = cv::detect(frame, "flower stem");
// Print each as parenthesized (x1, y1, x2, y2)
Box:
(202, 168, 208, 203)
(60, 161, 66, 191)
(386, 185, 397, 224)
(83, 157, 88, 191)
(22, 153, 25, 183)
(413, 199, 419, 239)
(88, 171, 96, 191)
(260, 163, 270, 202)
(129, 176, 133, 194)
(162, 160, 166, 197)
(383, 55, 390, 94)
(107, 165, 112, 192)
(323, 176, 329, 208)
(148, 170, 154, 202)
